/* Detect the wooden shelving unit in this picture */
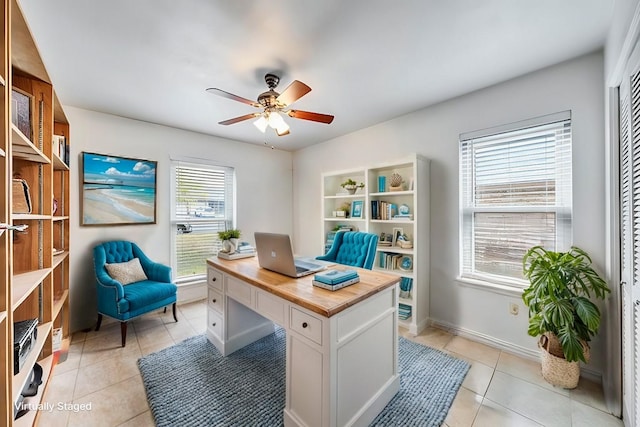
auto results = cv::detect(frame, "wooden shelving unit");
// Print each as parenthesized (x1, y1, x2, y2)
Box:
(321, 154, 430, 335)
(1, 1, 71, 424)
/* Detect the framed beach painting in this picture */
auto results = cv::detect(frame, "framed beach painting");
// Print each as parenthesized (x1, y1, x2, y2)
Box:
(81, 152, 157, 225)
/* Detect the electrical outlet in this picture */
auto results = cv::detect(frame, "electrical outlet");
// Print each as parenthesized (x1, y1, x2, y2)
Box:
(509, 303, 519, 315)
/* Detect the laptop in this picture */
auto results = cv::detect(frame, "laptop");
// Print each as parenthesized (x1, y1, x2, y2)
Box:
(254, 232, 326, 278)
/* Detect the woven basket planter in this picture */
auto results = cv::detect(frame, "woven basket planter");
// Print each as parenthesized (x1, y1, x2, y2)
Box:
(538, 333, 589, 389)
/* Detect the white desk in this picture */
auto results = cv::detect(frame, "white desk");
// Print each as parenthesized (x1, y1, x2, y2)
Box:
(206, 257, 400, 427)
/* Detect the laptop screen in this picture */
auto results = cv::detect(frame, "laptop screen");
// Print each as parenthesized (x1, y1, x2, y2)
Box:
(254, 232, 323, 277)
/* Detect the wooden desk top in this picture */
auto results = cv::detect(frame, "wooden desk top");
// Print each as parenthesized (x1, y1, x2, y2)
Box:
(206, 256, 399, 318)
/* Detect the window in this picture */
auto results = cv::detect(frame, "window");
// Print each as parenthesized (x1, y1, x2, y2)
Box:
(171, 160, 235, 282)
(459, 111, 572, 287)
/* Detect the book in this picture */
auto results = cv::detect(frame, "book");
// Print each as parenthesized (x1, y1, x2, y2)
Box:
(393, 214, 414, 221)
(217, 251, 255, 260)
(314, 269, 359, 285)
(312, 277, 360, 291)
(53, 135, 65, 158)
(399, 277, 413, 299)
(398, 303, 412, 320)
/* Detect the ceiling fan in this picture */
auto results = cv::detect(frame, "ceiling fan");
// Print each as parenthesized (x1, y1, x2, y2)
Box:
(206, 73, 334, 137)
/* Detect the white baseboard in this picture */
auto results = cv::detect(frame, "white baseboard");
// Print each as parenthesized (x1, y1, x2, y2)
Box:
(429, 319, 602, 384)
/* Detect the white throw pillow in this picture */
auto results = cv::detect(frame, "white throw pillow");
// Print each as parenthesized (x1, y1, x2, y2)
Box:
(104, 258, 148, 285)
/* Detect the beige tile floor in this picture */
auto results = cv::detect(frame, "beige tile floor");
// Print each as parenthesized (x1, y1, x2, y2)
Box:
(36, 300, 623, 427)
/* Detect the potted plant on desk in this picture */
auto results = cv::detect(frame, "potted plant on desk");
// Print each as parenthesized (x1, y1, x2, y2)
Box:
(522, 245, 610, 388)
(218, 229, 241, 254)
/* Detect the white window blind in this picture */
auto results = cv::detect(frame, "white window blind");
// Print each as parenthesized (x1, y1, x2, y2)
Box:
(171, 161, 235, 281)
(459, 111, 572, 286)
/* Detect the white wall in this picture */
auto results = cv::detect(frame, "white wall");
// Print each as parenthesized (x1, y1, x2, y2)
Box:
(605, 0, 640, 81)
(66, 107, 293, 331)
(293, 52, 607, 375)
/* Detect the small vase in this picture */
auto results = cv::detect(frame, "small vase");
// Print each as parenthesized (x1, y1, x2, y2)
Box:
(344, 185, 362, 195)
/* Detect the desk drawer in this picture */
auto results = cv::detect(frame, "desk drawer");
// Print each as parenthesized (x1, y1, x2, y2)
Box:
(226, 276, 252, 307)
(208, 268, 224, 292)
(256, 290, 286, 326)
(290, 308, 322, 345)
(208, 287, 224, 313)
(208, 309, 223, 339)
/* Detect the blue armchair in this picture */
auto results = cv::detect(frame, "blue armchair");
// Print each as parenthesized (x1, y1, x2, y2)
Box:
(94, 241, 178, 347)
(316, 231, 379, 270)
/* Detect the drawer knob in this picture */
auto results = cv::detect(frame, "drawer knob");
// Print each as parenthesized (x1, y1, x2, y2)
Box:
(212, 277, 217, 282)
(302, 322, 308, 329)
(212, 298, 217, 304)
(212, 322, 216, 327)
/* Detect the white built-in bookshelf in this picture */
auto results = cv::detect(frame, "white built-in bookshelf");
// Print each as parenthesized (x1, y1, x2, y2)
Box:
(321, 154, 430, 334)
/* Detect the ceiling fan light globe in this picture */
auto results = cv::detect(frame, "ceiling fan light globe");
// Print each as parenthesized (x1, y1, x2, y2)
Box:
(253, 115, 268, 133)
(275, 121, 290, 135)
(268, 111, 286, 129)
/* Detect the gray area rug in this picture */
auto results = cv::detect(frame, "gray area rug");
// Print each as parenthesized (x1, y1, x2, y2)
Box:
(138, 328, 470, 426)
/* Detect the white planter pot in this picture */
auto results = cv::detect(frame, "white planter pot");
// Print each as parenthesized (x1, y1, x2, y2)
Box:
(222, 239, 239, 254)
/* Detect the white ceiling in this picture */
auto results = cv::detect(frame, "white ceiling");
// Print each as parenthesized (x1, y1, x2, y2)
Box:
(18, 0, 614, 151)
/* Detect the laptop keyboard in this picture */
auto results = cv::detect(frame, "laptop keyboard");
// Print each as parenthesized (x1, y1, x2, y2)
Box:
(296, 260, 322, 270)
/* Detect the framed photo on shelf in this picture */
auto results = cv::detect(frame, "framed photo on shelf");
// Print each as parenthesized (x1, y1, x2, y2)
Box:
(351, 200, 363, 218)
(392, 227, 404, 246)
(81, 152, 157, 226)
(11, 88, 33, 140)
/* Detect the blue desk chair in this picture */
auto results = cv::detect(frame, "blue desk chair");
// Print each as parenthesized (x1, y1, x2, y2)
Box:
(316, 231, 379, 270)
(94, 241, 178, 347)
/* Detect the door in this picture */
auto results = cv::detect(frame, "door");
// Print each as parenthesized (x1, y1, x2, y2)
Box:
(619, 61, 640, 427)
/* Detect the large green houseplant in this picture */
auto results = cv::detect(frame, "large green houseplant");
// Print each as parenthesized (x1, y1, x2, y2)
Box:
(522, 246, 610, 364)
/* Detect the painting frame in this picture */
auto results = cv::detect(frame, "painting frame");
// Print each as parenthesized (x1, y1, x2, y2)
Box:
(81, 152, 157, 226)
(11, 87, 33, 140)
(351, 200, 363, 218)
(392, 227, 404, 246)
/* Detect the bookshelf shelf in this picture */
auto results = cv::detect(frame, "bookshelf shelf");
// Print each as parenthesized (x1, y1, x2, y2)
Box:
(11, 125, 50, 164)
(53, 251, 69, 268)
(52, 153, 69, 170)
(324, 194, 364, 199)
(13, 355, 53, 427)
(53, 290, 69, 320)
(370, 219, 415, 225)
(12, 269, 52, 308)
(12, 214, 52, 221)
(12, 323, 53, 402)
(369, 190, 414, 197)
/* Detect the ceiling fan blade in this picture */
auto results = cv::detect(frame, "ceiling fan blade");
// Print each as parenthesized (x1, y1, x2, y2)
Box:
(218, 113, 261, 125)
(276, 80, 311, 106)
(287, 110, 334, 124)
(206, 88, 260, 108)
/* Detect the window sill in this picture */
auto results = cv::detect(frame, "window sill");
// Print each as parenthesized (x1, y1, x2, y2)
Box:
(176, 275, 206, 287)
(456, 276, 525, 298)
